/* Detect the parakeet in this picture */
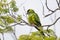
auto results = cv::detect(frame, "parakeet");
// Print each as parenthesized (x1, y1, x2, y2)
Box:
(27, 9, 45, 36)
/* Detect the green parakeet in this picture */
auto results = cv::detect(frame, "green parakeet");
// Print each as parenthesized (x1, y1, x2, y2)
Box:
(27, 9, 45, 36)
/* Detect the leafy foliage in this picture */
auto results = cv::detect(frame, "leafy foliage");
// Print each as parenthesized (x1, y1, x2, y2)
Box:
(0, 28, 4, 33)
(0, 0, 21, 40)
(0, 0, 21, 34)
(4, 26, 13, 32)
(0, 0, 18, 14)
(3, 9, 9, 13)
(0, 19, 5, 27)
(0, 0, 60, 40)
(18, 35, 30, 40)
(10, 0, 18, 12)
(17, 15, 22, 22)
(18, 29, 60, 40)
(1, 15, 15, 24)
(10, 0, 16, 8)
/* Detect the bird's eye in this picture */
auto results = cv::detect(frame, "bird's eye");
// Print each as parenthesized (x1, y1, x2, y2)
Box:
(27, 11, 30, 13)
(27, 10, 29, 12)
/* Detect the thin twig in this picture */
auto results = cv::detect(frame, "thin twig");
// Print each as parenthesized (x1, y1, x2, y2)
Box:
(54, 12, 57, 39)
(45, 0, 54, 12)
(23, 6, 27, 17)
(43, 17, 60, 27)
(23, 6, 26, 13)
(19, 0, 28, 7)
(45, 0, 59, 17)
(59, 0, 60, 8)
(9, 14, 17, 40)
(39, 0, 45, 16)
(2, 33, 4, 40)
(10, 16, 60, 29)
(0, 24, 4, 27)
(13, 30, 17, 40)
(44, 8, 58, 17)
(56, 0, 59, 7)
(8, 5, 18, 40)
(9, 18, 31, 27)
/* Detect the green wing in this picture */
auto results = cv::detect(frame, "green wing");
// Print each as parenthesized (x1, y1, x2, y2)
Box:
(32, 13, 41, 26)
(28, 13, 44, 35)
(32, 13, 43, 33)
(28, 13, 41, 26)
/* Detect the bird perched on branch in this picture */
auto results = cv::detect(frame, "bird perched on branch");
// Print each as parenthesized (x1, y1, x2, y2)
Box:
(27, 9, 45, 36)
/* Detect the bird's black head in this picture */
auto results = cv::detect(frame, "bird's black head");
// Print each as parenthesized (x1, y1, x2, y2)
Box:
(27, 9, 35, 14)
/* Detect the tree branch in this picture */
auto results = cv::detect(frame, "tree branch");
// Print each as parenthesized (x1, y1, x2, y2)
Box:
(2, 33, 4, 40)
(23, 6, 27, 17)
(44, 8, 58, 17)
(39, 0, 45, 16)
(45, 0, 59, 17)
(45, 0, 54, 12)
(11, 16, 60, 29)
(0, 24, 5, 27)
(42, 17, 60, 27)
(10, 16, 60, 29)
(10, 18, 31, 27)
(56, 0, 59, 7)
(59, 0, 60, 8)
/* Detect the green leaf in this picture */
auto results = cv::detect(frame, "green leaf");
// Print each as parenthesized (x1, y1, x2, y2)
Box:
(18, 35, 30, 40)
(13, 7, 18, 12)
(4, 26, 13, 32)
(1, 16, 15, 24)
(44, 36, 49, 40)
(59, 38, 60, 40)
(2, 0, 7, 2)
(3, 8, 9, 13)
(0, 7, 3, 13)
(0, 19, 5, 27)
(10, 0, 16, 8)
(0, 28, 4, 33)
(18, 30, 58, 40)
(49, 36, 56, 40)
(10, 0, 18, 12)
(0, 2, 3, 6)
(17, 15, 21, 22)
(47, 29, 55, 35)
(31, 31, 40, 36)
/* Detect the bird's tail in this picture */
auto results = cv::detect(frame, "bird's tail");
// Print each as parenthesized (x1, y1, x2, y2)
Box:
(34, 26, 45, 36)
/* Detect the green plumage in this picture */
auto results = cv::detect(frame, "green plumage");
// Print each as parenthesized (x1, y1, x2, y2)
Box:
(27, 9, 45, 36)
(28, 13, 41, 26)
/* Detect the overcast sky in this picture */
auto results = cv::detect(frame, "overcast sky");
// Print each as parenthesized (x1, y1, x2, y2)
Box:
(0, 0, 60, 40)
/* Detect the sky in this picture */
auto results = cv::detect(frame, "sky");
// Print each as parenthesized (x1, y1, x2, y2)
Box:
(0, 0, 60, 40)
